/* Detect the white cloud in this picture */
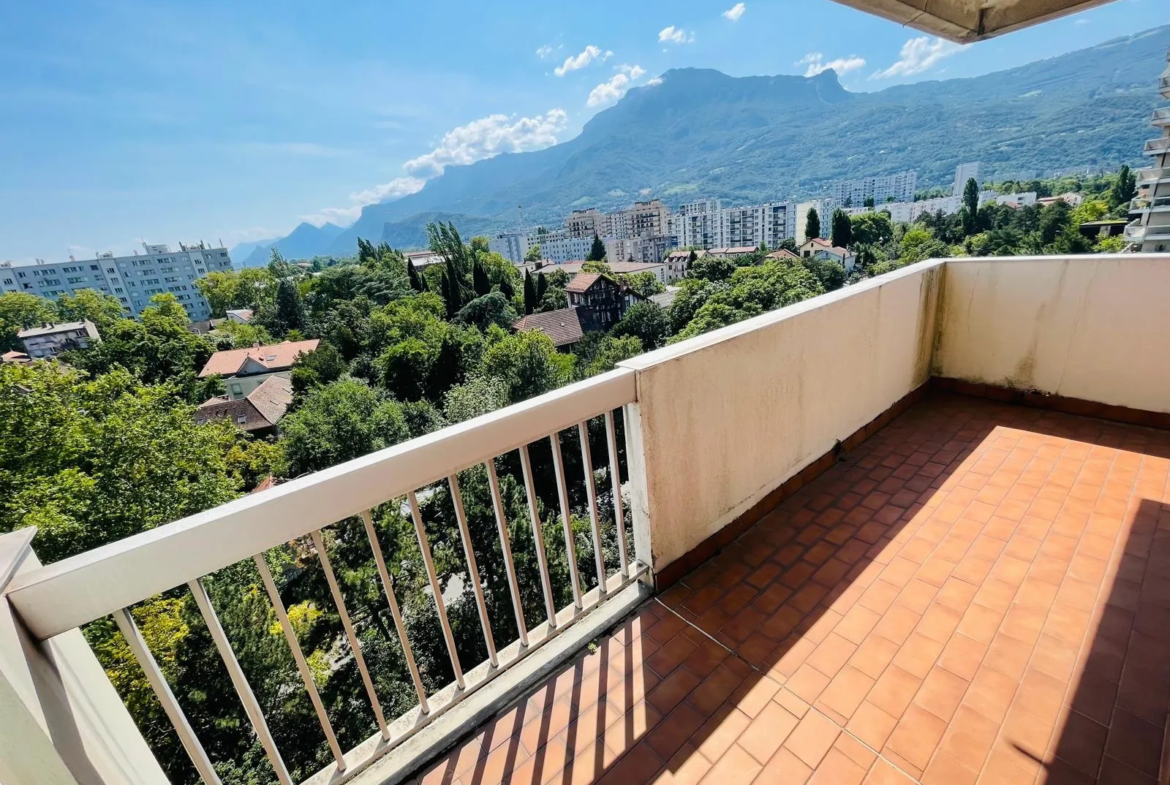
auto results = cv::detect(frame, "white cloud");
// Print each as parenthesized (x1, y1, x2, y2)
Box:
(796, 52, 867, 77)
(870, 36, 965, 79)
(535, 44, 554, 58)
(302, 110, 569, 227)
(587, 65, 647, 108)
(723, 3, 746, 21)
(658, 26, 694, 44)
(646, 76, 663, 86)
(554, 45, 612, 76)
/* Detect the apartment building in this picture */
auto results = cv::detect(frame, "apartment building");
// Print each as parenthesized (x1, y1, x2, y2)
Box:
(0, 242, 233, 321)
(537, 232, 595, 264)
(829, 170, 918, 206)
(564, 209, 608, 239)
(487, 230, 536, 263)
(794, 198, 837, 243)
(952, 161, 982, 196)
(669, 199, 723, 249)
(1128, 50, 1170, 252)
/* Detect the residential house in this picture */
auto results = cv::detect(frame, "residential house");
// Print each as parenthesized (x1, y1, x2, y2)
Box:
(17, 320, 100, 360)
(766, 249, 801, 261)
(195, 376, 294, 437)
(1037, 192, 1085, 208)
(800, 238, 857, 270)
(225, 309, 254, 324)
(565, 273, 642, 330)
(512, 309, 587, 349)
(1, 350, 31, 365)
(199, 339, 319, 400)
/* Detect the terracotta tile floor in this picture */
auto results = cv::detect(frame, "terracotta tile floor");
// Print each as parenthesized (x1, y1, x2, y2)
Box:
(415, 393, 1170, 785)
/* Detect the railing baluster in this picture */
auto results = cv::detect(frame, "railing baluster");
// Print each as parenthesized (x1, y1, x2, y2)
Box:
(604, 410, 629, 574)
(309, 529, 389, 739)
(114, 608, 222, 785)
(188, 578, 293, 785)
(486, 459, 529, 647)
(519, 444, 558, 627)
(408, 490, 465, 689)
(448, 474, 498, 667)
(360, 510, 429, 713)
(549, 431, 583, 608)
(578, 421, 607, 594)
(253, 554, 347, 771)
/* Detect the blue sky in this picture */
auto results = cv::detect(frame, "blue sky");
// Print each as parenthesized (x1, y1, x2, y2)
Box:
(0, 0, 1160, 261)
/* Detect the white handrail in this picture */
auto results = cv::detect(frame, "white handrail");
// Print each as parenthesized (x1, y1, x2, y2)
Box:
(7, 368, 636, 640)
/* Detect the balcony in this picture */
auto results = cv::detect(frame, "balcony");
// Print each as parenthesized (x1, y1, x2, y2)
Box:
(1129, 195, 1170, 213)
(1137, 166, 1170, 186)
(1126, 221, 1170, 243)
(1144, 136, 1170, 156)
(1153, 108, 1170, 128)
(4, 255, 1170, 785)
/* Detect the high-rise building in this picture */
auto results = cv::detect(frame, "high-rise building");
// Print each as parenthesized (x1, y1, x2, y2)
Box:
(564, 209, 607, 239)
(0, 242, 233, 321)
(830, 171, 917, 207)
(670, 199, 722, 249)
(952, 162, 982, 197)
(1127, 48, 1170, 253)
(488, 230, 537, 263)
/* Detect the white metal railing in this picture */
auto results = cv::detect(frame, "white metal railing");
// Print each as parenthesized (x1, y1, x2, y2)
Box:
(1130, 195, 1170, 211)
(1154, 108, 1170, 126)
(6, 368, 645, 785)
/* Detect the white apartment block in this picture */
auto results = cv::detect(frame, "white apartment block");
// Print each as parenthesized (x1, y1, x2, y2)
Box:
(794, 199, 837, 244)
(830, 170, 917, 207)
(0, 242, 233, 321)
(670, 199, 723, 249)
(488, 230, 536, 264)
(538, 232, 595, 264)
(952, 162, 982, 197)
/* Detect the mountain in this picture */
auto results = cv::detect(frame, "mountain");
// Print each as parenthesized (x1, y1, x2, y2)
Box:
(228, 238, 276, 265)
(312, 25, 1170, 255)
(238, 222, 346, 267)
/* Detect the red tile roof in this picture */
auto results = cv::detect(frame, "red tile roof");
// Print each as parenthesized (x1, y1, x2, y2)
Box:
(199, 339, 319, 378)
(565, 273, 603, 294)
(513, 308, 586, 347)
(766, 249, 800, 259)
(196, 376, 293, 431)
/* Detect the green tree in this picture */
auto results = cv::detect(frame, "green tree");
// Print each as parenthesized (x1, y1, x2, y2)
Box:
(802, 258, 847, 292)
(279, 377, 409, 475)
(472, 260, 491, 297)
(55, 289, 125, 328)
(850, 212, 893, 247)
(962, 177, 980, 236)
(690, 256, 736, 283)
(584, 335, 642, 377)
(455, 292, 517, 332)
(672, 260, 825, 342)
(588, 234, 606, 262)
(805, 208, 821, 241)
(535, 272, 549, 303)
(1109, 165, 1136, 211)
(611, 301, 670, 351)
(617, 272, 665, 298)
(0, 363, 257, 562)
(290, 341, 348, 402)
(406, 260, 426, 292)
(830, 209, 852, 249)
(524, 244, 542, 262)
(0, 292, 59, 351)
(523, 271, 537, 315)
(269, 278, 308, 336)
(481, 330, 573, 403)
(580, 261, 612, 275)
(863, 196, 875, 209)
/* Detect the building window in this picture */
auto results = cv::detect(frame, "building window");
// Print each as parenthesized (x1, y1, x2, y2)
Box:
(236, 415, 247, 424)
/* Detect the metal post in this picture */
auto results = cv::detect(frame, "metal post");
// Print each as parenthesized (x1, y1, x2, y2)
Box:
(407, 491, 465, 688)
(519, 444, 558, 627)
(448, 474, 498, 667)
(485, 460, 529, 646)
(604, 410, 630, 574)
(578, 421, 608, 594)
(550, 432, 583, 608)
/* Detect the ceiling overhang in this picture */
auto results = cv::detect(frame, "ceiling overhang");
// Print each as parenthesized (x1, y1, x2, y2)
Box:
(827, 0, 1119, 43)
